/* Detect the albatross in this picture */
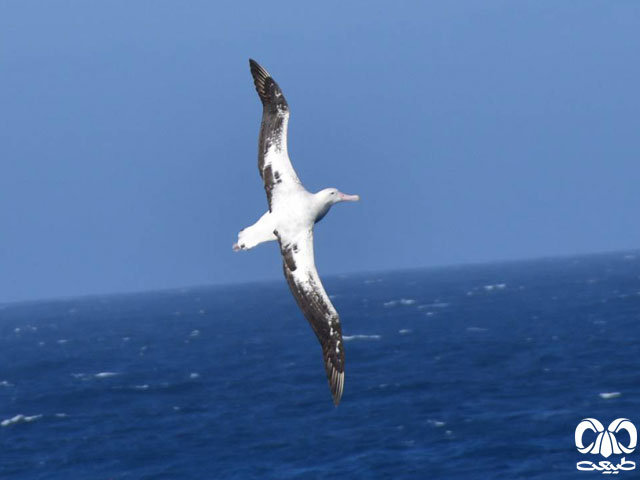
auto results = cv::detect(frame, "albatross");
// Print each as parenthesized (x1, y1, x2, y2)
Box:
(233, 59, 360, 405)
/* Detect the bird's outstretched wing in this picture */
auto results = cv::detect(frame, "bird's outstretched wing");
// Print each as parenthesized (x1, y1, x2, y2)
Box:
(249, 59, 302, 211)
(275, 228, 345, 405)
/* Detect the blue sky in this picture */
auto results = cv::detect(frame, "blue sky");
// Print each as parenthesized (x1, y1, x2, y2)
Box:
(1, 1, 639, 303)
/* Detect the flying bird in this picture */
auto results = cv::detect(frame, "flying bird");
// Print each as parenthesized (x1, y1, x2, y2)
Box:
(233, 59, 360, 405)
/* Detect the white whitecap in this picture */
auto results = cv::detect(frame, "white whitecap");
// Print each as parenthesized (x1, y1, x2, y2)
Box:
(94, 372, 119, 378)
(599, 392, 621, 400)
(189, 373, 200, 379)
(0, 380, 13, 387)
(466, 327, 488, 332)
(419, 302, 450, 309)
(343, 334, 381, 342)
(398, 329, 412, 335)
(189, 330, 200, 337)
(384, 298, 416, 307)
(428, 419, 446, 427)
(1, 414, 42, 427)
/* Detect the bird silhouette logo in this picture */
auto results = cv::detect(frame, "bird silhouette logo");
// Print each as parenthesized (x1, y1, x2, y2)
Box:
(575, 418, 637, 458)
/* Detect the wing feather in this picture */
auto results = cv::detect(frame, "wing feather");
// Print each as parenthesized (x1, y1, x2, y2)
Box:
(249, 59, 302, 211)
(276, 229, 345, 405)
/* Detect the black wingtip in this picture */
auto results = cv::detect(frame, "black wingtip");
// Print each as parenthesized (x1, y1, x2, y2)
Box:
(249, 59, 271, 103)
(248, 58, 266, 77)
(330, 369, 344, 406)
(248, 59, 288, 110)
(326, 358, 344, 406)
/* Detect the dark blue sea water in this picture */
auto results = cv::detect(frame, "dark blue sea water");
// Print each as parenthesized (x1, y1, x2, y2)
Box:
(1, 252, 639, 479)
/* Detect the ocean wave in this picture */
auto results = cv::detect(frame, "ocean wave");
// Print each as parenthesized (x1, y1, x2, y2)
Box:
(483, 283, 507, 291)
(466, 327, 488, 332)
(384, 298, 416, 307)
(599, 392, 621, 400)
(1, 414, 42, 427)
(427, 419, 446, 427)
(418, 302, 450, 309)
(14, 325, 38, 333)
(398, 329, 412, 335)
(343, 334, 381, 342)
(0, 380, 13, 387)
(94, 372, 119, 378)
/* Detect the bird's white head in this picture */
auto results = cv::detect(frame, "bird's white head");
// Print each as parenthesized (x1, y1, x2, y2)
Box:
(313, 188, 360, 223)
(319, 188, 361, 206)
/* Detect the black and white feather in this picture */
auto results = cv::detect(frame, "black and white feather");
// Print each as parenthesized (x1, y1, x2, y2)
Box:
(277, 229, 345, 404)
(249, 59, 301, 211)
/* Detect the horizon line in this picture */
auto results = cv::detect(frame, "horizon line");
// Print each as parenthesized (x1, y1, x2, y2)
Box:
(1, 247, 638, 308)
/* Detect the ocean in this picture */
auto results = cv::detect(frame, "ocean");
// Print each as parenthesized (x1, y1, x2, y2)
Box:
(1, 251, 639, 479)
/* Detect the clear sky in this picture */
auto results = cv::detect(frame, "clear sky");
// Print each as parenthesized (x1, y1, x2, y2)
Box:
(1, 1, 639, 303)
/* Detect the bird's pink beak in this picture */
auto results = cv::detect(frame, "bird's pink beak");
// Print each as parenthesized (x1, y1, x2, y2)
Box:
(338, 192, 360, 202)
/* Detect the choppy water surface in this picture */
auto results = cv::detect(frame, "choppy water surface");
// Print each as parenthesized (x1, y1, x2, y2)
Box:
(1, 252, 639, 479)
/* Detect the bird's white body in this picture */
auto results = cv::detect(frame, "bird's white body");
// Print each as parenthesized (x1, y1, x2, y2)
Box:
(235, 189, 345, 252)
